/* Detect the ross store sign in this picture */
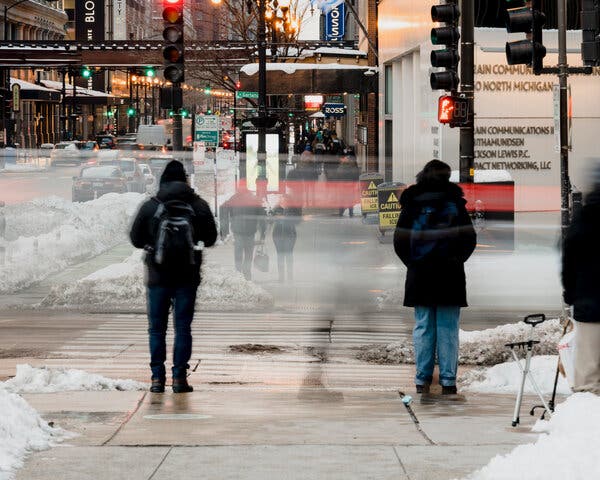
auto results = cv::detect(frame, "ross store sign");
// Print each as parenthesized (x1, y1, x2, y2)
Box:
(324, 2, 345, 41)
(322, 103, 347, 117)
(304, 95, 324, 110)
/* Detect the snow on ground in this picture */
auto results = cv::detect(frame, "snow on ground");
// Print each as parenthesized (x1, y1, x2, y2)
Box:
(0, 193, 144, 293)
(459, 355, 572, 395)
(358, 318, 563, 366)
(2, 364, 146, 394)
(0, 386, 72, 480)
(0, 163, 47, 173)
(463, 392, 600, 480)
(40, 250, 274, 311)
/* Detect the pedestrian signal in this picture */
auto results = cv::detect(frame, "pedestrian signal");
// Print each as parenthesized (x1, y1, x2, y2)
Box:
(437, 95, 469, 127)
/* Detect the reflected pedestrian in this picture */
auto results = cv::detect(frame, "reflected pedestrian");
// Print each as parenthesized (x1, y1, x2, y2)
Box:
(130, 160, 218, 394)
(393, 160, 476, 395)
(271, 194, 302, 283)
(221, 182, 266, 280)
(562, 165, 600, 394)
(336, 149, 360, 217)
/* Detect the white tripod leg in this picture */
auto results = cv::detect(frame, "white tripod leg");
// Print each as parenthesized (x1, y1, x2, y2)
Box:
(511, 348, 528, 427)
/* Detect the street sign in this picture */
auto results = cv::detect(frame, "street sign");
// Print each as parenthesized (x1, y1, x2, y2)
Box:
(195, 115, 219, 146)
(11, 84, 20, 112)
(236, 91, 259, 100)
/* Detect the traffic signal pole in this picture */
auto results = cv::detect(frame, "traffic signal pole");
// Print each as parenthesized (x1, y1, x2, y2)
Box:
(256, 0, 268, 198)
(557, 0, 570, 241)
(459, 0, 474, 184)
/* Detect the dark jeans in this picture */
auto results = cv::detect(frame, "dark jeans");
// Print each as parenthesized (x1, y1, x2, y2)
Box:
(234, 233, 255, 280)
(147, 285, 197, 380)
(276, 250, 294, 282)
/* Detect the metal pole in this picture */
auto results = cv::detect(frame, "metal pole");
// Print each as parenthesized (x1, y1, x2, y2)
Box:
(172, 107, 183, 152)
(459, 0, 474, 184)
(61, 69, 66, 140)
(557, 0, 570, 241)
(71, 71, 77, 140)
(233, 89, 237, 154)
(257, 0, 268, 197)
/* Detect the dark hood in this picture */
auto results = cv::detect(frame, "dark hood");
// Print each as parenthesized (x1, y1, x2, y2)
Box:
(400, 181, 465, 206)
(156, 181, 199, 203)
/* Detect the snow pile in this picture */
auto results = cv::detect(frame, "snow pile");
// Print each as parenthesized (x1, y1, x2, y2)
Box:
(1, 163, 47, 173)
(40, 251, 274, 311)
(358, 318, 563, 366)
(0, 193, 144, 293)
(463, 393, 600, 480)
(2, 364, 146, 393)
(459, 355, 572, 395)
(0, 388, 71, 479)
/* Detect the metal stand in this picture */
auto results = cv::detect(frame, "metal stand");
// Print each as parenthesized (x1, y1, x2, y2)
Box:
(506, 314, 553, 427)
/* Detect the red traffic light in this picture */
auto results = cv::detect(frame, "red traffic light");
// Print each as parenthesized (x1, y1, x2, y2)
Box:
(438, 95, 469, 126)
(164, 0, 183, 4)
(163, 6, 183, 23)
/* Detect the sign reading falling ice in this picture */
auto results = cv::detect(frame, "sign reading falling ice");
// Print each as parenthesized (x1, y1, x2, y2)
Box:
(377, 183, 405, 232)
(360, 173, 384, 214)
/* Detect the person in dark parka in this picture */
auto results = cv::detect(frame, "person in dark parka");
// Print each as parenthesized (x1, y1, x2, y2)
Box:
(271, 194, 302, 282)
(562, 168, 600, 394)
(394, 160, 476, 394)
(130, 160, 217, 394)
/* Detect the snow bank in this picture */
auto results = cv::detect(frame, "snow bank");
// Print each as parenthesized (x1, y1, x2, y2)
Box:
(40, 251, 274, 311)
(0, 387, 72, 479)
(0, 193, 144, 293)
(3, 364, 146, 394)
(459, 355, 572, 395)
(358, 318, 563, 366)
(0, 163, 47, 173)
(463, 393, 600, 480)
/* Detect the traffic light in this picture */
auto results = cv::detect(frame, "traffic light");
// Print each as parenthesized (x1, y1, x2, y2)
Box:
(181, 109, 188, 117)
(127, 106, 136, 117)
(162, 0, 184, 84)
(505, 0, 546, 74)
(430, 1, 460, 91)
(145, 66, 156, 78)
(437, 95, 470, 127)
(581, 0, 600, 66)
(81, 67, 92, 79)
(204, 85, 211, 95)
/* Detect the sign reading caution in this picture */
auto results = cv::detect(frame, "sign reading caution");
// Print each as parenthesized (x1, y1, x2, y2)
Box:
(359, 173, 384, 214)
(377, 182, 405, 231)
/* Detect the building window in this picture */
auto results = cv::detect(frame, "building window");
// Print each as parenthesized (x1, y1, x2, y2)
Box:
(385, 65, 392, 115)
(475, 0, 582, 29)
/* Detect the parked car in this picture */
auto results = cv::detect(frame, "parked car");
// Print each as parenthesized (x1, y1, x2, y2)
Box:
(51, 142, 82, 166)
(96, 155, 147, 193)
(72, 165, 128, 202)
(138, 163, 156, 191)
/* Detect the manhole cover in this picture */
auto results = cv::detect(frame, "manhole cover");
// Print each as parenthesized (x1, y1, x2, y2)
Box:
(143, 414, 212, 420)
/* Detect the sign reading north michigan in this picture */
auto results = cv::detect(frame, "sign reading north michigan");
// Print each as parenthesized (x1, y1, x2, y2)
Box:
(377, 184, 405, 231)
(359, 174, 384, 214)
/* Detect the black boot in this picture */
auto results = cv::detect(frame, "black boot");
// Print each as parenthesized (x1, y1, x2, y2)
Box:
(172, 377, 193, 393)
(150, 377, 165, 393)
(442, 385, 458, 395)
(416, 384, 430, 394)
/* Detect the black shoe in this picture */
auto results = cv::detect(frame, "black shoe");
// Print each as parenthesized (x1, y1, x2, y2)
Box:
(416, 384, 430, 394)
(172, 377, 194, 393)
(442, 385, 458, 395)
(150, 378, 165, 393)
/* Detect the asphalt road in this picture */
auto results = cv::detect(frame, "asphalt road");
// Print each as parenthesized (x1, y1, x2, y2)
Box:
(0, 165, 80, 204)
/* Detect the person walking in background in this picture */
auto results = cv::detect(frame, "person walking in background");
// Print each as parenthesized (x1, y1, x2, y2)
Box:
(221, 183, 266, 280)
(130, 160, 218, 394)
(298, 146, 318, 207)
(336, 148, 360, 217)
(271, 194, 302, 283)
(0, 201, 6, 265)
(393, 160, 476, 395)
(562, 165, 600, 394)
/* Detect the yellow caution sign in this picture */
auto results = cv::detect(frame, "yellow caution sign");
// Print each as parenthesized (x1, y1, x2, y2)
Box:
(359, 174, 384, 214)
(377, 183, 405, 231)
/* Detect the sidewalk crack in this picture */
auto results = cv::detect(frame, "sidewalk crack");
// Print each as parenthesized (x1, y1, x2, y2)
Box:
(398, 391, 436, 446)
(148, 446, 173, 480)
(101, 391, 147, 446)
(392, 446, 411, 480)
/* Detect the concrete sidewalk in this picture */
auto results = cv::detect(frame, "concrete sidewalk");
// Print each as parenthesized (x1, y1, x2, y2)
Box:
(15, 387, 542, 480)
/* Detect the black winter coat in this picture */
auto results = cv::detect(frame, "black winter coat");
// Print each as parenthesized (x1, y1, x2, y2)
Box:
(562, 191, 600, 323)
(220, 190, 267, 238)
(129, 181, 217, 287)
(271, 206, 301, 252)
(394, 181, 476, 307)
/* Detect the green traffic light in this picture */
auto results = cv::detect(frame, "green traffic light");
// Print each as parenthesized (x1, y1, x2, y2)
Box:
(207, 109, 212, 114)
(145, 67, 155, 78)
(127, 107, 136, 116)
(204, 86, 211, 95)
(81, 67, 92, 79)
(181, 109, 188, 117)
(169, 111, 174, 116)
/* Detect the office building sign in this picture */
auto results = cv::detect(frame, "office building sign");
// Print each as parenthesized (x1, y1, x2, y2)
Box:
(114, 0, 127, 40)
(324, 3, 345, 41)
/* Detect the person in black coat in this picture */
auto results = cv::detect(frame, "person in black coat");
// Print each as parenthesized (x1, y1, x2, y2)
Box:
(130, 160, 217, 393)
(562, 173, 600, 393)
(271, 195, 302, 283)
(394, 160, 476, 395)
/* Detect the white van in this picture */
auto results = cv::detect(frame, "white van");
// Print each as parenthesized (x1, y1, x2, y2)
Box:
(136, 125, 167, 149)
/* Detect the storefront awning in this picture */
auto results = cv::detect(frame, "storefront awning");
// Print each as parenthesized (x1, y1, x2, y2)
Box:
(239, 63, 378, 94)
(39, 79, 118, 106)
(10, 78, 61, 102)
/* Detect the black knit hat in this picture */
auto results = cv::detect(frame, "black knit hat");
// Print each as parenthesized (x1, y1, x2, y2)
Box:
(160, 160, 187, 184)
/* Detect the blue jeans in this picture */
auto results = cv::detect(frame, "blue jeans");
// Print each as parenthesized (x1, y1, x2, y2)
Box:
(413, 306, 461, 387)
(147, 285, 197, 380)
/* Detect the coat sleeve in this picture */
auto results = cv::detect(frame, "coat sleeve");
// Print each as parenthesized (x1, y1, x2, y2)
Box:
(393, 202, 414, 266)
(456, 201, 477, 263)
(562, 213, 582, 305)
(193, 198, 218, 248)
(129, 201, 154, 249)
